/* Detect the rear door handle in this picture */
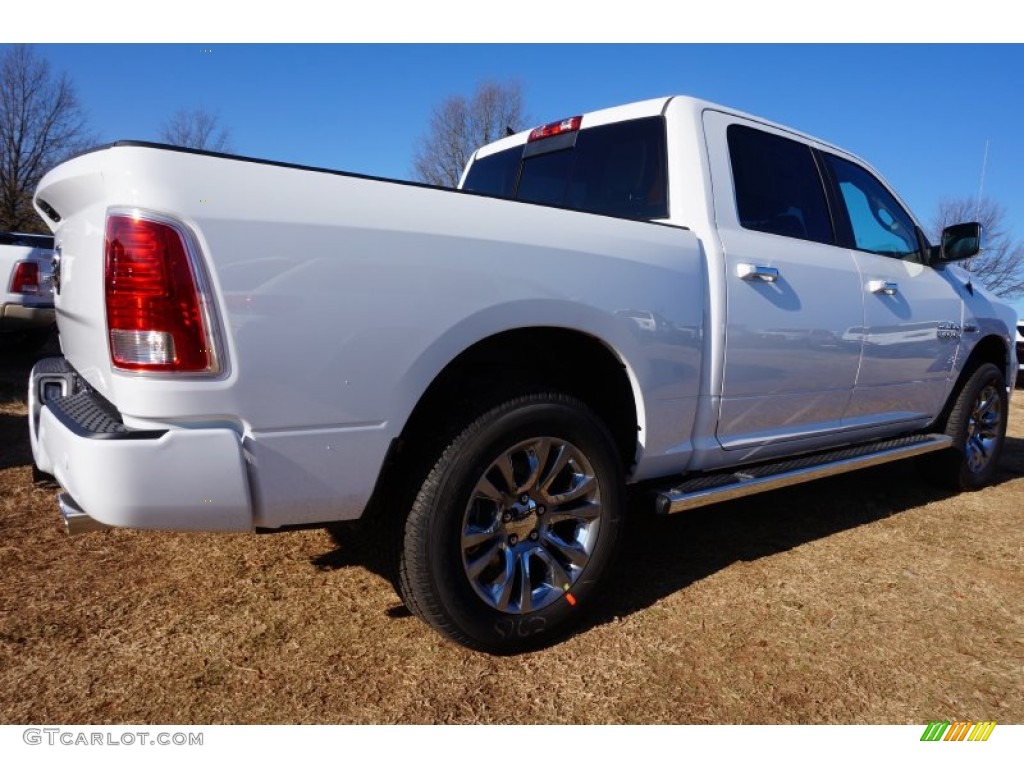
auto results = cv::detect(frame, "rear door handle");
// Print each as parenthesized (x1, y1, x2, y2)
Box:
(868, 280, 899, 296)
(737, 264, 779, 282)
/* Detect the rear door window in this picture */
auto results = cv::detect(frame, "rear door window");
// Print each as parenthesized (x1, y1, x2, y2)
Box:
(727, 124, 834, 244)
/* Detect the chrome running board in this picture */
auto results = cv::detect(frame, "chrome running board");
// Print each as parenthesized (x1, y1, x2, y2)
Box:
(654, 434, 953, 515)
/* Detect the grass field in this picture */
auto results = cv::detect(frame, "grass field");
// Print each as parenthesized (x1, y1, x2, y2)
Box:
(1, 342, 1021, 724)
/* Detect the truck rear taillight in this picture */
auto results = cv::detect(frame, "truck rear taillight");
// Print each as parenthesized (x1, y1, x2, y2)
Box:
(528, 116, 582, 142)
(104, 214, 219, 374)
(10, 262, 40, 294)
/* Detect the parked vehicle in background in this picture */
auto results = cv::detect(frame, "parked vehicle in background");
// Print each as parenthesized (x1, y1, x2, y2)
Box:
(1017, 324, 1024, 386)
(27, 95, 1018, 653)
(0, 232, 55, 352)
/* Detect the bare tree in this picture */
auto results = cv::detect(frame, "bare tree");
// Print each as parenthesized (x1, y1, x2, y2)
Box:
(160, 107, 233, 152)
(413, 81, 527, 188)
(932, 196, 1024, 299)
(0, 45, 93, 233)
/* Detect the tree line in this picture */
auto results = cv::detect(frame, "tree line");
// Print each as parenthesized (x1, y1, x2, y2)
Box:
(1, 44, 1022, 301)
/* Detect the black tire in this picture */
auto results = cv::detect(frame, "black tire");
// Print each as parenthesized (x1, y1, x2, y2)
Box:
(921, 362, 1008, 491)
(398, 392, 624, 654)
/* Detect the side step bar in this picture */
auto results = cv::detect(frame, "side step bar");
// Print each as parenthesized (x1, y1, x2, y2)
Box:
(654, 434, 953, 515)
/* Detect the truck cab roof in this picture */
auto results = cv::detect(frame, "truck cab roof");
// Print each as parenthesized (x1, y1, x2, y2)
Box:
(469, 94, 851, 165)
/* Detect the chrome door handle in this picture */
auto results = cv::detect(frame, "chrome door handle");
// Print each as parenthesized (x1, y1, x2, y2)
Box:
(868, 280, 899, 296)
(737, 264, 779, 282)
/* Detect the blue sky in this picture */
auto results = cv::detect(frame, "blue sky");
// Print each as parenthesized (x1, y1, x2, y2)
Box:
(22, 44, 1022, 223)
(4, 38, 1023, 313)
(21, 44, 1023, 217)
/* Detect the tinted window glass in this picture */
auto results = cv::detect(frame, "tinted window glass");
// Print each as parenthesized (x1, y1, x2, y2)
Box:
(824, 154, 920, 259)
(461, 117, 669, 221)
(519, 117, 668, 220)
(0, 232, 53, 248)
(727, 125, 833, 244)
(461, 147, 520, 197)
(515, 149, 574, 207)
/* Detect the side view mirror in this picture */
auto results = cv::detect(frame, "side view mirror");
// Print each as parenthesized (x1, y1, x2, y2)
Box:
(934, 222, 983, 264)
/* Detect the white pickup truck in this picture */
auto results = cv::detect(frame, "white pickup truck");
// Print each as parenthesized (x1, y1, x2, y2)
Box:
(1, 231, 55, 352)
(28, 96, 1017, 652)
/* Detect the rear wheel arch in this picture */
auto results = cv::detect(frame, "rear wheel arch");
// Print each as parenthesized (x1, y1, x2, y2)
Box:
(384, 327, 643, 479)
(357, 328, 641, 587)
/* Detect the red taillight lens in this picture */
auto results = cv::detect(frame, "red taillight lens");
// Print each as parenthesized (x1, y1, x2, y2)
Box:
(528, 116, 582, 142)
(10, 262, 40, 294)
(105, 214, 216, 373)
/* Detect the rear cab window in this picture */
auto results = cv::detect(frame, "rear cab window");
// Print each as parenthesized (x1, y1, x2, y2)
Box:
(462, 148, 520, 198)
(462, 116, 669, 222)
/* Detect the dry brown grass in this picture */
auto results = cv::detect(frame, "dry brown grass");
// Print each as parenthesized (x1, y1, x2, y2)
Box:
(1, 344, 1021, 724)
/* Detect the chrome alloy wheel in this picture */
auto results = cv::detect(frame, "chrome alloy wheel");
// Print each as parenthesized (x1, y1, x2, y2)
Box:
(460, 437, 602, 615)
(965, 383, 1003, 474)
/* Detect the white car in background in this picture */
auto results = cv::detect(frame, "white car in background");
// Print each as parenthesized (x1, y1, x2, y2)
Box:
(1, 231, 55, 352)
(1017, 324, 1024, 385)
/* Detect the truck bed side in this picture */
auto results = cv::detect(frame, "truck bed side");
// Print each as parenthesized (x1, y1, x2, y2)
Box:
(34, 144, 706, 528)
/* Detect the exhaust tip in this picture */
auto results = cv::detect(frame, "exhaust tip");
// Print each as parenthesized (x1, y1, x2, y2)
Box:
(57, 493, 111, 536)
